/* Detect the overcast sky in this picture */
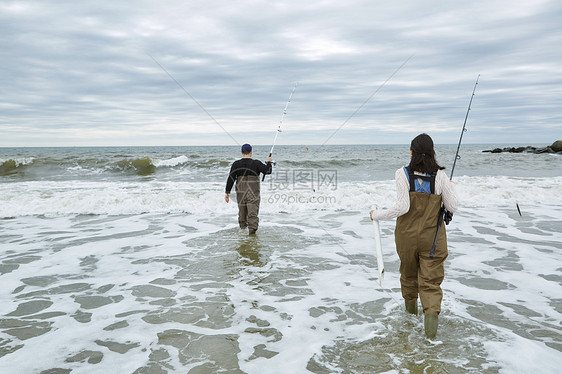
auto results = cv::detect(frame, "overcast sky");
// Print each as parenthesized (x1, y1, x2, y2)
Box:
(1, 0, 561, 146)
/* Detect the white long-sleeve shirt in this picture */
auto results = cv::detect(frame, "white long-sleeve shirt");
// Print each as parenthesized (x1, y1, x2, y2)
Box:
(372, 167, 459, 221)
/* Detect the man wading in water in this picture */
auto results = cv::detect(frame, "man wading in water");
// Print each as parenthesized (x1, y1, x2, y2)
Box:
(225, 144, 272, 235)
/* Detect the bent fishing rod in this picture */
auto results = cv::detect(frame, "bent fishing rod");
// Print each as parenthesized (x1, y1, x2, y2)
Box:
(429, 74, 480, 258)
(262, 83, 298, 181)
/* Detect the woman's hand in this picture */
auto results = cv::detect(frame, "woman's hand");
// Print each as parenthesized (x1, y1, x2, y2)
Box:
(370, 205, 379, 221)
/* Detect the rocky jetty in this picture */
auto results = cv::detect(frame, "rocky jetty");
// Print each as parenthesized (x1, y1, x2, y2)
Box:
(483, 140, 562, 154)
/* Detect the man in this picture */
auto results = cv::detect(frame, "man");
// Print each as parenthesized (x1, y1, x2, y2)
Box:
(225, 144, 272, 235)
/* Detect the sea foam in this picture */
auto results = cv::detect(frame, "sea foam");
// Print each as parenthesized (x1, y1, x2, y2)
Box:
(153, 155, 190, 167)
(1, 176, 561, 218)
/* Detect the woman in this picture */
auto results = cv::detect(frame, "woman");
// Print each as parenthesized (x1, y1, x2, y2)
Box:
(370, 133, 458, 339)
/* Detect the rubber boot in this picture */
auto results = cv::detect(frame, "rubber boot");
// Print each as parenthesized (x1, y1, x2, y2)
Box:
(405, 301, 418, 315)
(424, 313, 438, 339)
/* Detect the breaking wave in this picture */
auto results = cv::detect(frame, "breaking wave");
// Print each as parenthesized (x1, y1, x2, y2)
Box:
(0, 155, 233, 179)
(1, 176, 560, 218)
(0, 158, 35, 176)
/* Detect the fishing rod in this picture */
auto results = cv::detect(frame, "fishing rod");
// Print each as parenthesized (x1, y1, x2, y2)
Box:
(429, 74, 480, 258)
(262, 83, 298, 181)
(449, 74, 480, 180)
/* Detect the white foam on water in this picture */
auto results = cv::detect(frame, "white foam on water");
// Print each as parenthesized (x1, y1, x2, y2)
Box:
(153, 155, 190, 167)
(484, 336, 561, 374)
(2, 176, 561, 218)
(1, 183, 561, 372)
(0, 181, 225, 217)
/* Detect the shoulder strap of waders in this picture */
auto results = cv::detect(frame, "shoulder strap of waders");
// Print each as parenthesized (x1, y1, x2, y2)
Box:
(405, 167, 436, 194)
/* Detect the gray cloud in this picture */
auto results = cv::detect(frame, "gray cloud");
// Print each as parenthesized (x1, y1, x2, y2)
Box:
(1, 0, 561, 146)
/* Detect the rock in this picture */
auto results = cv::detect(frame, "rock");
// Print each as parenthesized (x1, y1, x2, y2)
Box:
(483, 143, 560, 154)
(535, 147, 554, 154)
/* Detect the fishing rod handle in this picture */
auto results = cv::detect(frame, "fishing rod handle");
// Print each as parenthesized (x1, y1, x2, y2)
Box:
(261, 152, 274, 181)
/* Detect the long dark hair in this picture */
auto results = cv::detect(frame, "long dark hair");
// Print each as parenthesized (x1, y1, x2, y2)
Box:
(408, 133, 445, 174)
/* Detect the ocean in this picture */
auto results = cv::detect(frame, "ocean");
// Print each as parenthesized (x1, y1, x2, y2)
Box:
(1, 144, 561, 373)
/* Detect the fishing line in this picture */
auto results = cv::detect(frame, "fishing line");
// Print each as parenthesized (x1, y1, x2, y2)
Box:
(308, 55, 413, 191)
(148, 53, 240, 146)
(320, 54, 414, 147)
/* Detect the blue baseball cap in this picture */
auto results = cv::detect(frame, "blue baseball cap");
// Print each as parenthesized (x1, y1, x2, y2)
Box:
(241, 144, 252, 154)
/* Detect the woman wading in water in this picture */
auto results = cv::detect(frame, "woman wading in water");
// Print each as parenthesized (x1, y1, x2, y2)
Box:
(370, 133, 459, 339)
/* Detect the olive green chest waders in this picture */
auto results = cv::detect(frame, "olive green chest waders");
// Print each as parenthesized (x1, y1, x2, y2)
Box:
(235, 175, 261, 232)
(395, 172, 447, 318)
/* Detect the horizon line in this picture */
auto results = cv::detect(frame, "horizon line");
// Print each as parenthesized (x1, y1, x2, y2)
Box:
(1, 141, 557, 149)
